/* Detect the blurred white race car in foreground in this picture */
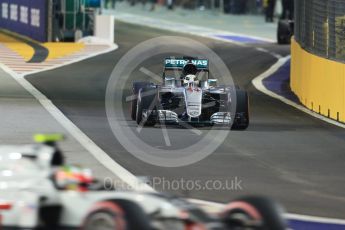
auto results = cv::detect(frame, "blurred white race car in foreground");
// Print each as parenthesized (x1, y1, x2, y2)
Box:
(0, 134, 287, 230)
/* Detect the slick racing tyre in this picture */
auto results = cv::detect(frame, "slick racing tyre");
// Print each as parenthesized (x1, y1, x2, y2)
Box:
(136, 87, 157, 127)
(131, 82, 153, 120)
(82, 200, 151, 230)
(231, 89, 249, 130)
(221, 196, 287, 230)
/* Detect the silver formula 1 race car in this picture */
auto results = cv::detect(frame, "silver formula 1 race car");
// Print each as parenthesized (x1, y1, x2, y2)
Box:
(131, 57, 249, 130)
(0, 135, 286, 230)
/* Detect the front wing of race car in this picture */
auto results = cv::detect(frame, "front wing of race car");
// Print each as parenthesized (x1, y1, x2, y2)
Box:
(138, 84, 249, 129)
(145, 109, 232, 125)
(142, 87, 234, 126)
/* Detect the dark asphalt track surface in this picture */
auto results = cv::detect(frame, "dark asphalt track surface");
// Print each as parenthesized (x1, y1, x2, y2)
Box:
(27, 21, 345, 218)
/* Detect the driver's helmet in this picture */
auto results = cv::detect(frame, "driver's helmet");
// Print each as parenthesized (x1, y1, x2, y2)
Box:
(182, 62, 198, 76)
(54, 165, 93, 191)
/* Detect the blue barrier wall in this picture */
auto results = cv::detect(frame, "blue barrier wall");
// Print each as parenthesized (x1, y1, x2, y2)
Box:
(0, 0, 47, 42)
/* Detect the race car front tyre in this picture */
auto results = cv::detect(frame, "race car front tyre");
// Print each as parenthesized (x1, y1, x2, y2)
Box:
(231, 89, 249, 130)
(82, 201, 126, 230)
(221, 196, 287, 230)
(82, 200, 152, 230)
(131, 81, 153, 121)
(136, 88, 157, 127)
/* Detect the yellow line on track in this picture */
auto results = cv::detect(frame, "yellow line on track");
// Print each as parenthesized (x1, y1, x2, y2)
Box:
(0, 32, 85, 62)
(43, 43, 85, 60)
(0, 33, 34, 61)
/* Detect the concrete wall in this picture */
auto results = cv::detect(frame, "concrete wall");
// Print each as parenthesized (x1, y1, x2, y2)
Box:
(291, 38, 345, 122)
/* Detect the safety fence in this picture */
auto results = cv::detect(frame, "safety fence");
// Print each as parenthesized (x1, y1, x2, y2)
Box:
(0, 0, 48, 42)
(291, 0, 345, 123)
(295, 0, 345, 62)
(0, 0, 98, 42)
(291, 39, 345, 122)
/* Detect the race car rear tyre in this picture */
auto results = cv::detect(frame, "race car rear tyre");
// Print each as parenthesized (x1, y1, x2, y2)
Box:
(82, 200, 151, 230)
(221, 196, 286, 230)
(136, 88, 157, 127)
(82, 201, 126, 230)
(131, 81, 153, 120)
(112, 199, 152, 230)
(231, 89, 249, 130)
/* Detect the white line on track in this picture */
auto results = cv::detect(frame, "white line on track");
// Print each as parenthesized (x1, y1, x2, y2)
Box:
(251, 56, 345, 129)
(0, 44, 154, 193)
(110, 12, 275, 44)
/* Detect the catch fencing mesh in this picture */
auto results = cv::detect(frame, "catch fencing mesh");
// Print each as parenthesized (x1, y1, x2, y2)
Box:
(295, 0, 345, 61)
